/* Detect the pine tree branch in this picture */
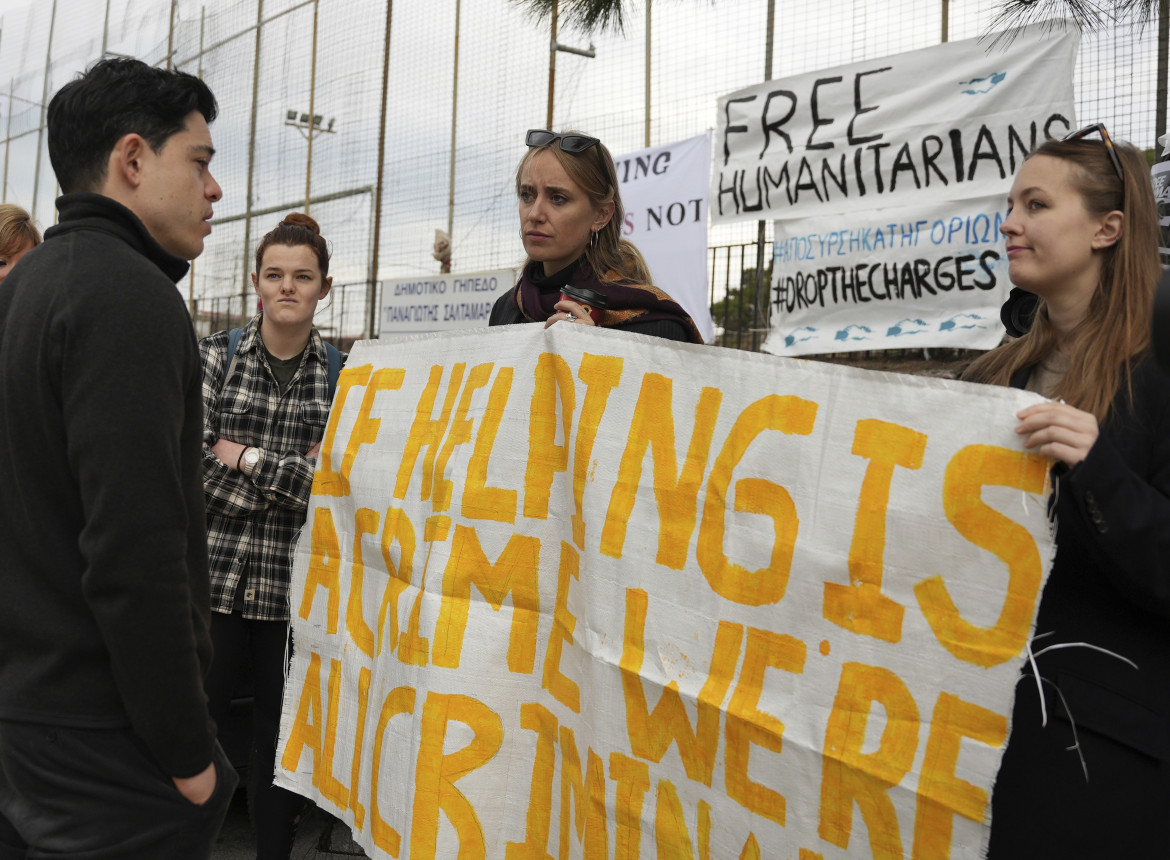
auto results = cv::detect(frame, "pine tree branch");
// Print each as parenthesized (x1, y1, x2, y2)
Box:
(987, 0, 1157, 49)
(510, 0, 631, 34)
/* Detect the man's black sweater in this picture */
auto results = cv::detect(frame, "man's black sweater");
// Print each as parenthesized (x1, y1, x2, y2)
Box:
(0, 193, 215, 777)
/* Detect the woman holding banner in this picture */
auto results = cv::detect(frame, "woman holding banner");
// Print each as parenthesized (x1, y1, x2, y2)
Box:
(199, 213, 340, 858)
(489, 128, 702, 343)
(964, 127, 1170, 855)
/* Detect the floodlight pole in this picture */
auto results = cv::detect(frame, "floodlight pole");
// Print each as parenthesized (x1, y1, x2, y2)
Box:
(545, 2, 595, 129)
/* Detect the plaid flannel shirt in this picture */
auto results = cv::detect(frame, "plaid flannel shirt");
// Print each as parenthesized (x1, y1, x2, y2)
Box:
(199, 317, 339, 620)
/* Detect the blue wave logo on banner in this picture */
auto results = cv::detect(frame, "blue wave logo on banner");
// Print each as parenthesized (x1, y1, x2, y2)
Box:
(886, 318, 929, 337)
(959, 72, 1006, 95)
(784, 326, 818, 348)
(834, 324, 873, 342)
(939, 313, 987, 331)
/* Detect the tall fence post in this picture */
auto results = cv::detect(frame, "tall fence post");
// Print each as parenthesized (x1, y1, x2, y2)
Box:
(751, 0, 776, 352)
(305, 0, 318, 214)
(644, 0, 651, 148)
(546, 1, 557, 128)
(1158, 0, 1168, 144)
(2, 80, 13, 201)
(366, 0, 393, 339)
(31, 0, 57, 223)
(241, 0, 264, 324)
(447, 0, 460, 246)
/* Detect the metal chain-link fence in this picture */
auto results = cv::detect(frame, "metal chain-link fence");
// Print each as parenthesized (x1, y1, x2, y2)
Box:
(1, 0, 1164, 348)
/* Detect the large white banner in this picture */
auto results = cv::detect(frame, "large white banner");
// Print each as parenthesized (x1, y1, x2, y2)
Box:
(1153, 158, 1170, 262)
(616, 133, 715, 343)
(766, 195, 1008, 354)
(378, 268, 515, 336)
(277, 325, 1055, 859)
(715, 23, 1078, 356)
(713, 23, 1078, 223)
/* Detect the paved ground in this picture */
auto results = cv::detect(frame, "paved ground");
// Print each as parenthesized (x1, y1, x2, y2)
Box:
(211, 787, 369, 859)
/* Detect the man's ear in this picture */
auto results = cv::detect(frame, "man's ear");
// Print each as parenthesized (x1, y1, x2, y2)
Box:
(1092, 210, 1123, 250)
(106, 133, 150, 190)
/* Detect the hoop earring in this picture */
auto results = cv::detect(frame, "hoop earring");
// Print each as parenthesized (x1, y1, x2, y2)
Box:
(590, 230, 598, 248)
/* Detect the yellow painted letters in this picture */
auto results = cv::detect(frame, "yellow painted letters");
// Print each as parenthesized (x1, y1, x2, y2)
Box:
(697, 395, 818, 606)
(819, 662, 920, 860)
(725, 627, 806, 825)
(916, 445, 1048, 667)
(410, 692, 503, 860)
(621, 588, 742, 786)
(433, 524, 540, 672)
(600, 373, 722, 569)
(824, 419, 925, 643)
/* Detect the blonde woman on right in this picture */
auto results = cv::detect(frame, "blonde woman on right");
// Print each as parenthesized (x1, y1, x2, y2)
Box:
(962, 125, 1170, 856)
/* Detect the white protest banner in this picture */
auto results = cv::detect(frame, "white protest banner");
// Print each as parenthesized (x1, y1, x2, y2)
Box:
(712, 23, 1078, 223)
(378, 268, 514, 336)
(277, 325, 1055, 859)
(616, 133, 715, 343)
(766, 196, 1007, 355)
(1152, 159, 1170, 263)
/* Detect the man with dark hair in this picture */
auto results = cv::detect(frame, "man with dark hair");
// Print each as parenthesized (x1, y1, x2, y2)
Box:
(0, 57, 236, 858)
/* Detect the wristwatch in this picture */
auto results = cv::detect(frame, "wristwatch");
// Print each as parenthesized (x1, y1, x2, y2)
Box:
(241, 446, 262, 477)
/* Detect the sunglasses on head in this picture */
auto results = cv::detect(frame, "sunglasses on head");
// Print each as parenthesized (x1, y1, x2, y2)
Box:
(525, 129, 600, 154)
(1062, 122, 1124, 183)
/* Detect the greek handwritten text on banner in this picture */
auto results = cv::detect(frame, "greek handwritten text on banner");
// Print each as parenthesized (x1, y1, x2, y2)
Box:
(713, 23, 1078, 223)
(276, 325, 1055, 859)
(767, 196, 1008, 355)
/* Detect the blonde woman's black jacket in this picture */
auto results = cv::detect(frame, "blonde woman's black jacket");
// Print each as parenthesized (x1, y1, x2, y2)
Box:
(0, 193, 216, 779)
(989, 357, 1170, 856)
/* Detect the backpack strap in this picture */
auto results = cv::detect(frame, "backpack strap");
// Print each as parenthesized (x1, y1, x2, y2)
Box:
(222, 327, 244, 390)
(323, 341, 342, 402)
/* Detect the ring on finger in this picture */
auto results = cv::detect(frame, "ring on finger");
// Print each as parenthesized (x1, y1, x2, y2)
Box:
(566, 312, 575, 322)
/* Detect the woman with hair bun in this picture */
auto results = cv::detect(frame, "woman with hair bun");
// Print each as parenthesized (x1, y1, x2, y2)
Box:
(198, 212, 340, 857)
(490, 129, 702, 343)
(0, 203, 40, 284)
(963, 127, 1170, 855)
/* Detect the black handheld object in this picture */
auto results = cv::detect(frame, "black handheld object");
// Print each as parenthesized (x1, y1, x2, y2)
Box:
(1000, 288, 1039, 338)
(1153, 267, 1170, 371)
